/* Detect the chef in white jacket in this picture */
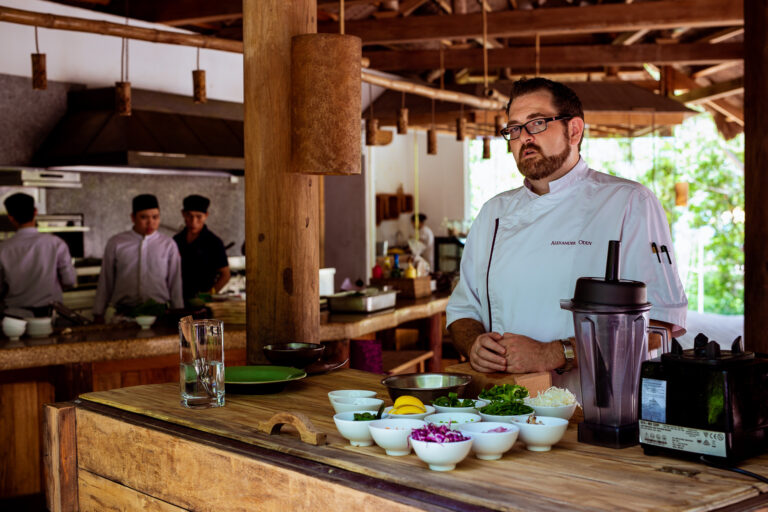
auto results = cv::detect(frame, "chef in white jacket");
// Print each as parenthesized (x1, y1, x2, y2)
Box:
(447, 78, 687, 375)
(93, 194, 183, 323)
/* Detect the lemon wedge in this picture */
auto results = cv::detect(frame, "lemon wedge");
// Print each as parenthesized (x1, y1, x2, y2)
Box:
(391, 404, 426, 415)
(393, 395, 426, 412)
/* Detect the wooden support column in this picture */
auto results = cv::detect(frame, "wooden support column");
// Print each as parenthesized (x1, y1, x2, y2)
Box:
(243, 0, 320, 363)
(744, 0, 768, 355)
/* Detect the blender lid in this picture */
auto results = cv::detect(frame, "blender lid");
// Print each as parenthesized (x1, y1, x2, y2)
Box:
(568, 240, 650, 309)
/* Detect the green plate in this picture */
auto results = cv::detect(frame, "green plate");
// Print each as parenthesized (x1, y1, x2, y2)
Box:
(225, 365, 307, 394)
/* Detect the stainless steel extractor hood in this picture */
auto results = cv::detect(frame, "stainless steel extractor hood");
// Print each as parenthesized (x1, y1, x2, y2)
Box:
(31, 87, 245, 175)
(0, 167, 81, 188)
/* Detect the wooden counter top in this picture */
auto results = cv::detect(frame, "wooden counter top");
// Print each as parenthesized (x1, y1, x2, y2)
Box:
(74, 369, 768, 512)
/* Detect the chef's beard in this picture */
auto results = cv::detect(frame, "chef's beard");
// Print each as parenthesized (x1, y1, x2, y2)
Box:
(516, 135, 572, 181)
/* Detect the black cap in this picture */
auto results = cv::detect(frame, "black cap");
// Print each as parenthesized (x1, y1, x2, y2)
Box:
(132, 194, 159, 213)
(182, 194, 210, 213)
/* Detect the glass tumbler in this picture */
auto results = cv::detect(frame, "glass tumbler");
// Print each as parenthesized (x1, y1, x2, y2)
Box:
(179, 318, 225, 408)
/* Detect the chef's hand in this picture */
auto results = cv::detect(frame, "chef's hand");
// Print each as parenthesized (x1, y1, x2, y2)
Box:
(499, 333, 564, 373)
(469, 332, 508, 373)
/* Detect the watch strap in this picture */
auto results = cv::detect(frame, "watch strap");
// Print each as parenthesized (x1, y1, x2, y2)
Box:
(555, 338, 575, 375)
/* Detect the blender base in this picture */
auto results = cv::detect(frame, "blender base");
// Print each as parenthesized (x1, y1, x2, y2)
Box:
(578, 421, 639, 449)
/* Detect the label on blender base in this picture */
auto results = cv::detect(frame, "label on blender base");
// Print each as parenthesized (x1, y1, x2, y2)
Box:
(640, 378, 667, 423)
(639, 420, 727, 457)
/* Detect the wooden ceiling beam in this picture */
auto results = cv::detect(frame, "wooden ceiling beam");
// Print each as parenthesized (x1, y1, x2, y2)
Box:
(675, 77, 744, 104)
(612, 29, 649, 46)
(147, 0, 243, 26)
(400, 0, 429, 16)
(365, 42, 743, 71)
(695, 26, 744, 44)
(319, 0, 743, 44)
(691, 60, 742, 79)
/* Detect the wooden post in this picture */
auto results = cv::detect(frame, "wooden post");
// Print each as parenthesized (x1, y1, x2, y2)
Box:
(43, 403, 78, 512)
(243, 0, 319, 364)
(744, 0, 768, 355)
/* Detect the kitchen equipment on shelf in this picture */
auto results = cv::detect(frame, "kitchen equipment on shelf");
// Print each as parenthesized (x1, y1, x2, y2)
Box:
(561, 240, 667, 448)
(639, 334, 768, 462)
(327, 288, 397, 313)
(263, 342, 325, 368)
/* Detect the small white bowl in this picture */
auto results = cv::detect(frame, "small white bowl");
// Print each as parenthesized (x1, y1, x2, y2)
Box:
(433, 399, 488, 414)
(383, 404, 436, 420)
(423, 412, 481, 429)
(25, 317, 53, 338)
(331, 397, 384, 415)
(328, 389, 377, 402)
(457, 422, 520, 460)
(516, 416, 569, 452)
(2, 317, 26, 341)
(526, 402, 578, 421)
(135, 315, 156, 330)
(368, 418, 426, 456)
(333, 411, 378, 446)
(410, 437, 473, 471)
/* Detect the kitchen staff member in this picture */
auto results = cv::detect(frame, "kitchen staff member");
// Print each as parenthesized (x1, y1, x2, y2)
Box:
(411, 213, 435, 270)
(173, 194, 230, 303)
(93, 194, 183, 323)
(447, 77, 687, 375)
(0, 193, 76, 315)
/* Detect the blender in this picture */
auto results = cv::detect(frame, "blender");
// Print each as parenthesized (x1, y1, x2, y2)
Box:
(561, 240, 667, 448)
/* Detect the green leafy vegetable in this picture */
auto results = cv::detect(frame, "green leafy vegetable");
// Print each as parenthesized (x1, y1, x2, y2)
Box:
(353, 412, 377, 421)
(478, 384, 529, 401)
(479, 401, 534, 416)
(433, 392, 475, 408)
(129, 299, 168, 318)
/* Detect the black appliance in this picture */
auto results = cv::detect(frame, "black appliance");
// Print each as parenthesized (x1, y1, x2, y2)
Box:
(639, 334, 768, 462)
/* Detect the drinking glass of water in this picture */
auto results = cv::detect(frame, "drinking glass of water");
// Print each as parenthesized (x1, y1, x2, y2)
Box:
(179, 317, 225, 408)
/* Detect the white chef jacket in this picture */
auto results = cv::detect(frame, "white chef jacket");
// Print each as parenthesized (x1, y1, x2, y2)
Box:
(94, 230, 183, 315)
(446, 158, 687, 342)
(0, 227, 76, 309)
(418, 224, 435, 270)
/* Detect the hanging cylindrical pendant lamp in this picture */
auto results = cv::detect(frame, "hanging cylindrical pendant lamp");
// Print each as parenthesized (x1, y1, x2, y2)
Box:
(427, 128, 437, 155)
(427, 97, 437, 155)
(115, 36, 131, 116)
(456, 117, 466, 141)
(397, 91, 408, 135)
(675, 182, 689, 207)
(192, 48, 207, 104)
(495, 114, 505, 137)
(366, 117, 379, 146)
(483, 136, 491, 159)
(31, 27, 46, 90)
(291, 33, 362, 174)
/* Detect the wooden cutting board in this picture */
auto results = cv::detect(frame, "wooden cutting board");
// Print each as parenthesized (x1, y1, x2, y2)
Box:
(444, 362, 552, 398)
(78, 369, 768, 512)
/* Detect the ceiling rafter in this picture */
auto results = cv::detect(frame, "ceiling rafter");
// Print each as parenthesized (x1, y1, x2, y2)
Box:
(319, 0, 743, 45)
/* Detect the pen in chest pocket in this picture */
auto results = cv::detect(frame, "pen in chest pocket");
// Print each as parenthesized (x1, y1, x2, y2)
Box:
(651, 242, 661, 263)
(660, 245, 672, 264)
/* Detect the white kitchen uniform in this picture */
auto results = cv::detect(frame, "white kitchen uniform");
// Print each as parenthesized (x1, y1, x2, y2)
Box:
(418, 224, 435, 270)
(0, 227, 76, 309)
(446, 158, 687, 342)
(93, 230, 183, 316)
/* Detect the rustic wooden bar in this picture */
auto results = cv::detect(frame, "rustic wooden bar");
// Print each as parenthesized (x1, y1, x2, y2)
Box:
(48, 369, 768, 512)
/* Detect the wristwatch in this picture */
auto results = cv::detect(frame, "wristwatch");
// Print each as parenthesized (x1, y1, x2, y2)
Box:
(555, 339, 575, 375)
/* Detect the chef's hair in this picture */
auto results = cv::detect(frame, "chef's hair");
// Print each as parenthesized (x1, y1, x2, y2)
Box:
(4, 193, 35, 224)
(411, 213, 427, 223)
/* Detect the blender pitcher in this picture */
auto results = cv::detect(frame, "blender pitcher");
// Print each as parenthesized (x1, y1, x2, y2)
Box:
(561, 240, 667, 449)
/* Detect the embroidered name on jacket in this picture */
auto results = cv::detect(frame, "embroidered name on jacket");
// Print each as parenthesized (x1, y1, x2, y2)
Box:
(551, 240, 592, 246)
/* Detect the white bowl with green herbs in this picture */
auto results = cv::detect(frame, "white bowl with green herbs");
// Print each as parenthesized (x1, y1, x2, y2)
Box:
(432, 392, 487, 414)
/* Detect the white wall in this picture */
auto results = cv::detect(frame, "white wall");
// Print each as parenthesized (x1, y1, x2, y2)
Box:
(0, 0, 244, 101)
(372, 130, 467, 248)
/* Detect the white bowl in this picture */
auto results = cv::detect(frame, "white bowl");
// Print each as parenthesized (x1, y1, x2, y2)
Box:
(331, 397, 384, 414)
(368, 418, 426, 456)
(328, 389, 377, 402)
(383, 404, 436, 420)
(457, 422, 520, 460)
(526, 402, 577, 420)
(135, 315, 156, 330)
(410, 437, 473, 471)
(333, 411, 377, 446)
(423, 412, 481, 429)
(25, 317, 53, 338)
(2, 317, 26, 341)
(515, 416, 569, 452)
(433, 399, 488, 414)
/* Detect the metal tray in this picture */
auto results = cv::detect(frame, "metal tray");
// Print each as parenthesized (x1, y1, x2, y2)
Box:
(327, 289, 397, 313)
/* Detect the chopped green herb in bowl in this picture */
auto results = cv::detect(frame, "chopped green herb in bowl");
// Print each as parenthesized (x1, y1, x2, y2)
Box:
(433, 392, 475, 408)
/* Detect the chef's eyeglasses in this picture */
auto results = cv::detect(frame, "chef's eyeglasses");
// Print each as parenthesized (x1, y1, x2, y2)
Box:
(500, 115, 572, 141)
